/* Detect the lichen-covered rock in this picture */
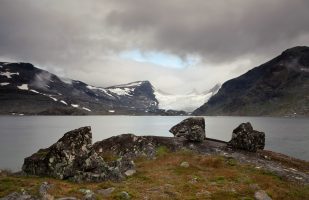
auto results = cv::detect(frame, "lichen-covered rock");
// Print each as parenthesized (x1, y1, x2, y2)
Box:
(169, 117, 206, 142)
(22, 127, 132, 182)
(93, 134, 188, 159)
(228, 122, 265, 152)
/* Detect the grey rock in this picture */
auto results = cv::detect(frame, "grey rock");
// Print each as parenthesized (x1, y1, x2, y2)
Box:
(169, 117, 206, 142)
(79, 189, 95, 200)
(39, 182, 53, 196)
(180, 161, 189, 168)
(254, 190, 272, 200)
(124, 169, 136, 176)
(117, 191, 130, 200)
(228, 122, 265, 152)
(22, 126, 131, 182)
(97, 187, 115, 197)
(56, 198, 77, 200)
(0, 192, 36, 200)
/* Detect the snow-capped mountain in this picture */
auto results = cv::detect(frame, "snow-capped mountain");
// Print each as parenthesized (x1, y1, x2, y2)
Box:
(0, 62, 219, 115)
(154, 84, 220, 112)
(0, 62, 159, 115)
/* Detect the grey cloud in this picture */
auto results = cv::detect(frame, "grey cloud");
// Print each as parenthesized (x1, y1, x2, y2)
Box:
(106, 0, 309, 62)
(0, 0, 308, 93)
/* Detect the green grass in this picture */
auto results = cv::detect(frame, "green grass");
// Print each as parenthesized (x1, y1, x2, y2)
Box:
(1, 151, 309, 199)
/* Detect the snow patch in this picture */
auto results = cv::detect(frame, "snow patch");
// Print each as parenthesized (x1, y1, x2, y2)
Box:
(30, 89, 40, 94)
(87, 85, 114, 97)
(108, 87, 134, 96)
(60, 100, 68, 105)
(108, 110, 115, 113)
(71, 104, 79, 108)
(0, 71, 19, 78)
(119, 82, 142, 87)
(82, 107, 91, 112)
(0, 82, 10, 86)
(17, 84, 29, 90)
(48, 96, 58, 101)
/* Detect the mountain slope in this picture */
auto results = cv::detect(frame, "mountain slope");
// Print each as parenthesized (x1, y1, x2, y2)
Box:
(0, 62, 159, 115)
(193, 46, 309, 116)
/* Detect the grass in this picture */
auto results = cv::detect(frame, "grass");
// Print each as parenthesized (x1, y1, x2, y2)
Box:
(1, 151, 309, 199)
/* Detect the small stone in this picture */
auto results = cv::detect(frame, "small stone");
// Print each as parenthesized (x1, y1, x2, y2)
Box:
(39, 182, 53, 196)
(124, 169, 136, 176)
(180, 161, 189, 168)
(56, 197, 78, 200)
(97, 187, 115, 197)
(254, 190, 272, 200)
(249, 184, 260, 190)
(118, 191, 130, 200)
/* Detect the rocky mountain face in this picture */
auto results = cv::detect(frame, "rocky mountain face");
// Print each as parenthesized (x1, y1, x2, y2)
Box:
(193, 46, 309, 116)
(0, 62, 164, 115)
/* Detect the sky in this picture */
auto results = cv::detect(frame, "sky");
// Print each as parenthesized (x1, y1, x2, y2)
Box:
(0, 0, 309, 94)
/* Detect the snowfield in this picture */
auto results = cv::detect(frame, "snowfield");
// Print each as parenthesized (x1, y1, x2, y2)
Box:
(154, 86, 220, 112)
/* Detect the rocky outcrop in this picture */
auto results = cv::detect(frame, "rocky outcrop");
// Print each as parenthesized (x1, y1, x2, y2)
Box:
(169, 117, 206, 142)
(93, 134, 226, 160)
(22, 127, 134, 182)
(228, 122, 265, 152)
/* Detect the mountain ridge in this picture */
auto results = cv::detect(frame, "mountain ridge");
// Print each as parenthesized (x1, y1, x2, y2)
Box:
(193, 46, 309, 116)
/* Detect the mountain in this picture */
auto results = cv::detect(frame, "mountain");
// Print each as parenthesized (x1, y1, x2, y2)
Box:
(154, 84, 220, 112)
(0, 62, 162, 115)
(193, 46, 309, 116)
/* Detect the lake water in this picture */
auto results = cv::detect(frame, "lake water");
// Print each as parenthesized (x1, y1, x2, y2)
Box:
(0, 116, 308, 171)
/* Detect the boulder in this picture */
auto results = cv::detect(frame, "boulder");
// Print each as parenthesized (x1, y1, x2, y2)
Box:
(22, 127, 133, 182)
(169, 117, 206, 142)
(228, 122, 265, 152)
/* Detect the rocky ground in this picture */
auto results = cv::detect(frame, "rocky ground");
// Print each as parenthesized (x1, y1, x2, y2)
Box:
(0, 117, 308, 199)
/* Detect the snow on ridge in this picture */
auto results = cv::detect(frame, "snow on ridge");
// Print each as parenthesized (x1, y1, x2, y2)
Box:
(82, 107, 91, 112)
(30, 89, 39, 94)
(48, 96, 58, 102)
(0, 82, 10, 86)
(87, 85, 114, 97)
(0, 71, 19, 78)
(71, 104, 79, 108)
(119, 81, 143, 87)
(60, 100, 68, 105)
(108, 87, 134, 96)
(17, 84, 29, 90)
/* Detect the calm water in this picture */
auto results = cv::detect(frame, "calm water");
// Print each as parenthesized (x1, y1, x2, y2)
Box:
(0, 116, 308, 171)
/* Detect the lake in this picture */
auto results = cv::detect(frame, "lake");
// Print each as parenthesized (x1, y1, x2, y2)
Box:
(0, 116, 308, 171)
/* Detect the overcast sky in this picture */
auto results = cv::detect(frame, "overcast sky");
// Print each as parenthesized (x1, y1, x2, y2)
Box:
(0, 0, 309, 93)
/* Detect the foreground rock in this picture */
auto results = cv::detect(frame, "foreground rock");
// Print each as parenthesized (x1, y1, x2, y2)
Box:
(228, 122, 265, 152)
(22, 127, 134, 182)
(169, 117, 206, 142)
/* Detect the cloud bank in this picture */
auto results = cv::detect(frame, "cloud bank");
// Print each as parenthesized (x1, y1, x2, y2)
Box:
(0, 0, 308, 93)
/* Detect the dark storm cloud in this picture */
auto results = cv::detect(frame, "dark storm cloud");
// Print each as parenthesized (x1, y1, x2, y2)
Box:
(0, 0, 308, 93)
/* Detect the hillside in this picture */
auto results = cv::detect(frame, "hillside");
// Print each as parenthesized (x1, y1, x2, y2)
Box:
(193, 46, 309, 116)
(0, 62, 159, 115)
